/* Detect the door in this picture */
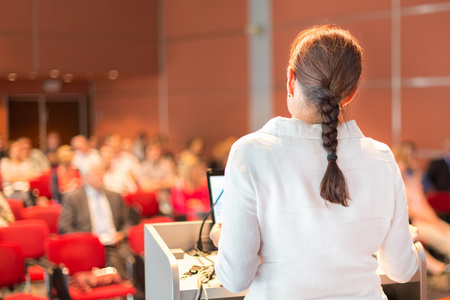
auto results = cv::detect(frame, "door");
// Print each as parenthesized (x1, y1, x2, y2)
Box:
(6, 94, 88, 149)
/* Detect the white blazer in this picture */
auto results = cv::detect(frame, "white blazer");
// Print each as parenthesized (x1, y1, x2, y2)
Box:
(215, 117, 418, 300)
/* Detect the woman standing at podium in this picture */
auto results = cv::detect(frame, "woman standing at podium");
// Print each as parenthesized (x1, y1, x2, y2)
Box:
(210, 24, 418, 299)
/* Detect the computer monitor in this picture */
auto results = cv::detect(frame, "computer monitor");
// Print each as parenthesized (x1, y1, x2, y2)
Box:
(206, 169, 225, 224)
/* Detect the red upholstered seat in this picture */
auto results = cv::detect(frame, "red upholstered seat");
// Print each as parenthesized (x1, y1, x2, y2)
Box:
(0, 242, 25, 287)
(0, 242, 49, 300)
(6, 198, 24, 220)
(21, 204, 62, 234)
(45, 233, 136, 300)
(0, 219, 50, 281)
(29, 173, 52, 199)
(427, 192, 450, 214)
(123, 191, 159, 218)
(45, 233, 105, 275)
(128, 216, 174, 255)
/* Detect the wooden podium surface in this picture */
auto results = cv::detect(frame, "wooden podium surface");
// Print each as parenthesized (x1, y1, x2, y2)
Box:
(144, 221, 426, 300)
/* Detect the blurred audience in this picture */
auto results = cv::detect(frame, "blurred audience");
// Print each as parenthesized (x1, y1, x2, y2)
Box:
(51, 145, 83, 203)
(137, 137, 177, 192)
(0, 192, 15, 227)
(100, 145, 137, 195)
(426, 137, 450, 192)
(104, 133, 139, 180)
(394, 142, 450, 280)
(179, 136, 206, 165)
(137, 137, 176, 215)
(0, 141, 36, 206)
(171, 153, 209, 221)
(89, 134, 101, 150)
(17, 137, 50, 175)
(71, 135, 100, 174)
(209, 136, 236, 170)
(45, 131, 61, 168)
(132, 131, 148, 162)
(59, 160, 132, 278)
(0, 133, 6, 160)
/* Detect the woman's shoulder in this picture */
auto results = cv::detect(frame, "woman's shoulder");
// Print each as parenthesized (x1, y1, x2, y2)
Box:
(359, 136, 396, 163)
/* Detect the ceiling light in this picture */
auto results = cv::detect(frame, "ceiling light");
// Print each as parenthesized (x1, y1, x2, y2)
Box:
(63, 74, 74, 83)
(7, 73, 17, 81)
(49, 69, 60, 78)
(108, 70, 119, 80)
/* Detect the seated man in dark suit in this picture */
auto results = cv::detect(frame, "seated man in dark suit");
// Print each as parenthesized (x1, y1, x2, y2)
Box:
(59, 160, 132, 278)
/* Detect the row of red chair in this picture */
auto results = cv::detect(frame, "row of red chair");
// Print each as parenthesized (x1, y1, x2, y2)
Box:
(426, 192, 450, 214)
(6, 199, 61, 234)
(0, 210, 173, 300)
(0, 221, 136, 299)
(6, 189, 160, 233)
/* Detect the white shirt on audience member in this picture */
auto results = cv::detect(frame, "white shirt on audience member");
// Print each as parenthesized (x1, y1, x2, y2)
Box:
(84, 184, 116, 245)
(215, 117, 418, 300)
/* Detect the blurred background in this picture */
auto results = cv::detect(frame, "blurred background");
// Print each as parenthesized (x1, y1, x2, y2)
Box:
(0, 0, 449, 160)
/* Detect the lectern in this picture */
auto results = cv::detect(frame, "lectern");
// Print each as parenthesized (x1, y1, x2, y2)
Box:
(144, 221, 426, 300)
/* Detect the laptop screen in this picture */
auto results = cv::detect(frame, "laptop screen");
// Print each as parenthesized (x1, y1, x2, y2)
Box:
(207, 169, 225, 224)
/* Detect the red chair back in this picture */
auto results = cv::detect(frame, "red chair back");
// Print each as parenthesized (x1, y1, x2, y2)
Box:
(0, 219, 49, 258)
(21, 205, 62, 234)
(128, 216, 174, 255)
(45, 233, 106, 275)
(29, 173, 52, 199)
(427, 192, 450, 214)
(124, 191, 159, 217)
(6, 198, 24, 220)
(0, 242, 25, 287)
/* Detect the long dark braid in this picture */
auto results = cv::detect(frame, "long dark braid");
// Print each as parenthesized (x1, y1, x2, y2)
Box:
(288, 24, 362, 206)
(319, 93, 350, 206)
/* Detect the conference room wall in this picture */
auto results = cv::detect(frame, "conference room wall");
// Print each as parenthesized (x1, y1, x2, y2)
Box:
(1, 1, 449, 157)
(93, 1, 450, 156)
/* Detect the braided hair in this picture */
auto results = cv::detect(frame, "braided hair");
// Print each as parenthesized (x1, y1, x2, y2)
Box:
(288, 25, 363, 206)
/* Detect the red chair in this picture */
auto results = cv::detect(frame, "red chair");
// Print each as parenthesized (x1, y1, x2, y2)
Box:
(128, 216, 174, 256)
(124, 191, 159, 218)
(127, 216, 173, 297)
(29, 173, 52, 199)
(6, 198, 24, 220)
(0, 220, 50, 282)
(0, 242, 49, 300)
(45, 233, 136, 300)
(427, 192, 450, 214)
(21, 205, 62, 234)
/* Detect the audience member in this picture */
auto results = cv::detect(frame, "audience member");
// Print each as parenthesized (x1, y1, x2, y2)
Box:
(104, 133, 139, 179)
(71, 135, 100, 174)
(209, 136, 237, 170)
(132, 131, 148, 162)
(137, 137, 176, 215)
(426, 137, 450, 192)
(100, 145, 137, 195)
(394, 143, 450, 290)
(0, 141, 36, 206)
(137, 137, 177, 192)
(171, 153, 209, 221)
(0, 192, 15, 227)
(45, 131, 61, 168)
(0, 133, 6, 160)
(179, 136, 206, 165)
(88, 134, 101, 151)
(17, 137, 50, 175)
(51, 145, 82, 203)
(59, 160, 132, 278)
